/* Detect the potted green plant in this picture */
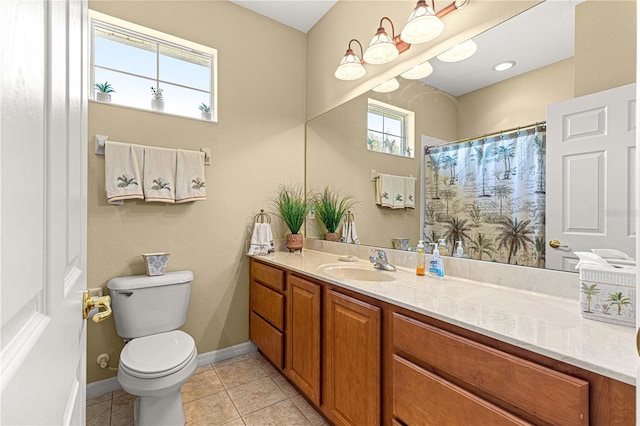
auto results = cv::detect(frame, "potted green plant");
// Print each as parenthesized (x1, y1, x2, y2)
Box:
(199, 103, 212, 120)
(151, 86, 164, 111)
(273, 184, 311, 252)
(95, 81, 115, 103)
(313, 186, 357, 241)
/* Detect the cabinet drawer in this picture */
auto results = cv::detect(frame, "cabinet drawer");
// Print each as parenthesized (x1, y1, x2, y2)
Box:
(251, 260, 284, 292)
(250, 281, 284, 330)
(250, 311, 283, 369)
(393, 355, 531, 426)
(393, 314, 589, 426)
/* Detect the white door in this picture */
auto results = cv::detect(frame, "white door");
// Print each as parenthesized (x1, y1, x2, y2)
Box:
(546, 83, 636, 271)
(1, 0, 88, 424)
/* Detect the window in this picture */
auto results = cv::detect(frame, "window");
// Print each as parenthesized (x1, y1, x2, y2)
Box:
(367, 99, 414, 158)
(90, 11, 217, 121)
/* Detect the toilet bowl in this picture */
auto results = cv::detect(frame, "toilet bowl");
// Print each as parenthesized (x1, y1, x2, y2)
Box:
(117, 331, 197, 425)
(107, 271, 196, 426)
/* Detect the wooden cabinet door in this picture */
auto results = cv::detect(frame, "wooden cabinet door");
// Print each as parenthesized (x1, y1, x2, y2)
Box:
(286, 276, 321, 405)
(323, 289, 381, 426)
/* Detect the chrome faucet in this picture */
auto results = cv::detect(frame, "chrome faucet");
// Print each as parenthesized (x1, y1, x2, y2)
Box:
(369, 249, 396, 272)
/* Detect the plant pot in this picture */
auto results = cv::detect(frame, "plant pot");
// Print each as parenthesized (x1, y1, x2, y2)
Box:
(324, 232, 340, 242)
(151, 99, 164, 111)
(286, 233, 304, 252)
(201, 111, 212, 121)
(96, 92, 111, 103)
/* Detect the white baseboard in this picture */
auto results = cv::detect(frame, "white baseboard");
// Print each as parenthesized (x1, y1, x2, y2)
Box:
(86, 341, 258, 400)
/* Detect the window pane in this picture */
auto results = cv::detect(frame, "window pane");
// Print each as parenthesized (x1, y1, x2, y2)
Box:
(368, 110, 384, 132)
(94, 67, 154, 110)
(95, 26, 156, 79)
(161, 83, 211, 119)
(384, 115, 403, 137)
(159, 45, 211, 91)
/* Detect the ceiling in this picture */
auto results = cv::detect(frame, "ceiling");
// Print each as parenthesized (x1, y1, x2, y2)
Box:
(230, 0, 580, 96)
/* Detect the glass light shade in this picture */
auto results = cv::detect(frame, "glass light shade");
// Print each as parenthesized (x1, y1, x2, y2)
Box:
(400, 3, 444, 44)
(400, 60, 433, 79)
(335, 50, 366, 80)
(372, 78, 399, 93)
(437, 39, 478, 62)
(494, 60, 516, 71)
(363, 30, 399, 65)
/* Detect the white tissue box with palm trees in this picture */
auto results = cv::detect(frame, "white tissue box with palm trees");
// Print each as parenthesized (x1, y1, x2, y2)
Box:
(579, 265, 636, 327)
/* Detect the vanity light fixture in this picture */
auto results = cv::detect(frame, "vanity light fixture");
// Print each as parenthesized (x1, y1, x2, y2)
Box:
(494, 60, 516, 71)
(335, 39, 367, 81)
(400, 0, 444, 44)
(436, 39, 477, 62)
(400, 60, 433, 79)
(363, 17, 409, 65)
(372, 77, 400, 93)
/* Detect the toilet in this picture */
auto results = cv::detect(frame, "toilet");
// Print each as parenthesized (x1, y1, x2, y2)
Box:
(107, 270, 197, 426)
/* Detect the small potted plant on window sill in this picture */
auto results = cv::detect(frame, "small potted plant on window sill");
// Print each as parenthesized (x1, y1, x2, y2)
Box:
(313, 186, 357, 242)
(151, 86, 164, 111)
(95, 81, 115, 103)
(199, 103, 212, 120)
(273, 183, 311, 252)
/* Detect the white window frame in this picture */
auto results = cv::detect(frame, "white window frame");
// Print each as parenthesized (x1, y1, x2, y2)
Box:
(89, 10, 218, 122)
(367, 98, 415, 158)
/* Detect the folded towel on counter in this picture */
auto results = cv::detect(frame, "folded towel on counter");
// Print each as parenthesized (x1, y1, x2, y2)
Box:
(574, 251, 614, 269)
(340, 220, 360, 244)
(590, 248, 633, 260)
(105, 141, 144, 205)
(175, 149, 206, 203)
(247, 223, 274, 255)
(404, 176, 416, 209)
(143, 146, 177, 203)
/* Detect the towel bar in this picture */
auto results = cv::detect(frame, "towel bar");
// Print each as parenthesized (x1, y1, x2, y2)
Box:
(94, 134, 211, 166)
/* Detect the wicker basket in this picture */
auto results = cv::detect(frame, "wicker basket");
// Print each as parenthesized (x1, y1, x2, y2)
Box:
(579, 264, 636, 327)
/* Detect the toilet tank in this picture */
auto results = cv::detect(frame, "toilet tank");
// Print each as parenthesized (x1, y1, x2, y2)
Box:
(107, 270, 194, 339)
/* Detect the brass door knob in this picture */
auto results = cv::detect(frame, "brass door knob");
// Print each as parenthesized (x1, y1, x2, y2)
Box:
(549, 239, 568, 249)
(83, 290, 112, 323)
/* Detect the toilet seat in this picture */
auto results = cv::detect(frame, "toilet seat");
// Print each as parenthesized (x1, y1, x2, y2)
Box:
(120, 330, 196, 379)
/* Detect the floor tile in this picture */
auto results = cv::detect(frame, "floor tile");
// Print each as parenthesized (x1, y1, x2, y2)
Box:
(86, 399, 111, 426)
(290, 394, 325, 426)
(270, 372, 298, 397)
(194, 363, 213, 375)
(242, 399, 310, 426)
(110, 392, 135, 426)
(227, 376, 287, 416)
(184, 390, 241, 426)
(182, 369, 225, 403)
(87, 392, 112, 407)
(213, 353, 254, 368)
(222, 419, 246, 426)
(214, 358, 267, 389)
(253, 355, 279, 377)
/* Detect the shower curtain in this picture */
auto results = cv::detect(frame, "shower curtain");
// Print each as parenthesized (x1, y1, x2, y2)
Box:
(423, 124, 546, 267)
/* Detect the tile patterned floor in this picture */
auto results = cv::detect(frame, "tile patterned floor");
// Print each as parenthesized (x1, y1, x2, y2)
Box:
(86, 352, 327, 426)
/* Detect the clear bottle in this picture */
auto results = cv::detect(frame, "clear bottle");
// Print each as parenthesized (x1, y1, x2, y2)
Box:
(429, 243, 445, 279)
(416, 240, 425, 276)
(438, 238, 447, 256)
(454, 240, 465, 258)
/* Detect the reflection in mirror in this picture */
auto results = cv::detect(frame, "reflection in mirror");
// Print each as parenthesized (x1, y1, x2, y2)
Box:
(306, 0, 636, 271)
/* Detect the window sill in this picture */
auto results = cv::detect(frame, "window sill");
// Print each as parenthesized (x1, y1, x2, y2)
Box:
(89, 99, 217, 124)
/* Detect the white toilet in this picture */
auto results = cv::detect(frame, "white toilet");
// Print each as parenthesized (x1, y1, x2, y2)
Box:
(108, 270, 197, 426)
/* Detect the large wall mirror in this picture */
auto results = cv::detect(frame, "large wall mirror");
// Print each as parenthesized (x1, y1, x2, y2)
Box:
(306, 0, 636, 272)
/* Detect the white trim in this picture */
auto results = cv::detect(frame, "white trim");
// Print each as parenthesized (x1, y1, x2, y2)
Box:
(86, 341, 258, 399)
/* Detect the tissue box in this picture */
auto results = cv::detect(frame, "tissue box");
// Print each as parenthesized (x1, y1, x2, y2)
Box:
(579, 265, 636, 327)
(142, 253, 170, 276)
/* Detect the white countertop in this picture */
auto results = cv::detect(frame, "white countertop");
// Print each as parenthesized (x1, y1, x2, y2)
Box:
(251, 249, 637, 386)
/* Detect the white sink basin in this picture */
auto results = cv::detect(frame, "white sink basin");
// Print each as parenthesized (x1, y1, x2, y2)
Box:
(319, 264, 408, 282)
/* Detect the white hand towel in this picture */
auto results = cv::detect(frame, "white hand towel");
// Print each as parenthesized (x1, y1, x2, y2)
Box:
(574, 251, 613, 269)
(175, 149, 206, 203)
(340, 220, 360, 244)
(404, 176, 416, 209)
(376, 174, 394, 208)
(248, 223, 274, 255)
(143, 147, 176, 203)
(391, 176, 405, 209)
(105, 141, 144, 205)
(590, 248, 633, 260)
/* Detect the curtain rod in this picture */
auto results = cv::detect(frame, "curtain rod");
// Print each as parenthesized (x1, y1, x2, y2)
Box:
(430, 121, 546, 149)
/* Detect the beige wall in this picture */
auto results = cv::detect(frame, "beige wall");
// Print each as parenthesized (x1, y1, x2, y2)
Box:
(456, 58, 575, 139)
(306, 79, 458, 248)
(574, 0, 636, 97)
(306, 1, 540, 120)
(87, 0, 306, 383)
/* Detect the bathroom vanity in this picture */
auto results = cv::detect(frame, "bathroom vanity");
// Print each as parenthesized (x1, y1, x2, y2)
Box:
(248, 250, 635, 425)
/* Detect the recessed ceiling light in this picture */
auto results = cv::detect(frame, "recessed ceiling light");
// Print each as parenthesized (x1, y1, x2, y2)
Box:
(493, 61, 516, 71)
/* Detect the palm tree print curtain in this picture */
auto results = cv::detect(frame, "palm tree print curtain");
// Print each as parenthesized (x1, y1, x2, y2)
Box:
(423, 124, 546, 267)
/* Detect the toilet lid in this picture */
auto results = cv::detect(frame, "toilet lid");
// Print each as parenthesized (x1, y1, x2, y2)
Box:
(120, 330, 196, 378)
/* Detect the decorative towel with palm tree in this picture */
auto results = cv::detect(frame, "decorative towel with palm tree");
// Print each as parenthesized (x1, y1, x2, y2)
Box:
(423, 124, 546, 267)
